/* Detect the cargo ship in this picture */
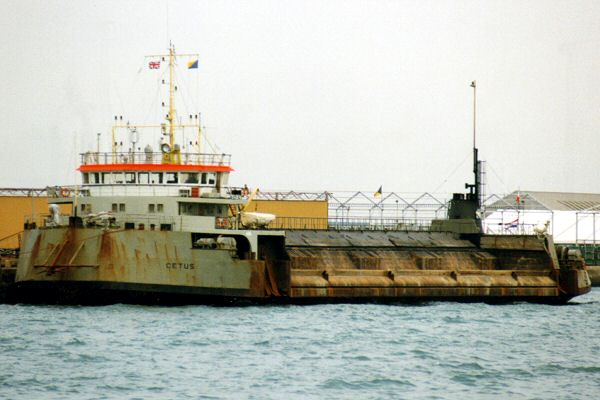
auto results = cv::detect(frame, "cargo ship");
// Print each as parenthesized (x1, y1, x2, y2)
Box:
(13, 46, 591, 304)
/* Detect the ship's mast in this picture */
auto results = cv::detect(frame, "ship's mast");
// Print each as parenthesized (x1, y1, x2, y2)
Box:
(155, 43, 202, 164)
(148, 45, 200, 163)
(109, 45, 200, 164)
(168, 44, 176, 155)
(159, 43, 181, 164)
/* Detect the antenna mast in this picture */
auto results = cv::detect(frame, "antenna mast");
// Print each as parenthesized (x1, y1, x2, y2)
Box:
(168, 43, 176, 158)
(142, 45, 199, 164)
(472, 80, 476, 149)
(472, 80, 479, 208)
(465, 80, 481, 209)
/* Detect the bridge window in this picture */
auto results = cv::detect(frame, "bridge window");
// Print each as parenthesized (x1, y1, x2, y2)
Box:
(84, 173, 101, 184)
(148, 204, 155, 213)
(166, 172, 178, 184)
(113, 172, 124, 184)
(207, 173, 216, 185)
(112, 203, 118, 212)
(179, 203, 194, 215)
(182, 172, 199, 184)
(151, 172, 163, 184)
(157, 203, 164, 213)
(102, 172, 111, 184)
(119, 203, 126, 212)
(201, 173, 207, 184)
(138, 172, 149, 184)
(179, 203, 226, 216)
(125, 172, 136, 184)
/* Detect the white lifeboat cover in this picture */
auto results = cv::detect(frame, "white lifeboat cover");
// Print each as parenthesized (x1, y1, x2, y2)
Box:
(241, 212, 276, 228)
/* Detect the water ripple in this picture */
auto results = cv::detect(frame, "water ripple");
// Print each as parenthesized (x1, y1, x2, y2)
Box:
(0, 291, 599, 399)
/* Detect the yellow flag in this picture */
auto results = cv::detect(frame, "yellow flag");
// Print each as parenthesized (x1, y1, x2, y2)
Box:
(374, 186, 382, 198)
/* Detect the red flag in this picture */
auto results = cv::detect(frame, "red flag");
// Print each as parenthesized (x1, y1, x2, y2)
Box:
(149, 61, 160, 69)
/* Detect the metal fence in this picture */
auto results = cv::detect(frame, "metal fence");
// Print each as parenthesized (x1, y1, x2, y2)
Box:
(269, 216, 432, 231)
(255, 190, 451, 223)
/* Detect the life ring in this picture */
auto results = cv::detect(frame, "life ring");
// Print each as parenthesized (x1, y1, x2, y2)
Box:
(215, 217, 229, 229)
(60, 187, 71, 197)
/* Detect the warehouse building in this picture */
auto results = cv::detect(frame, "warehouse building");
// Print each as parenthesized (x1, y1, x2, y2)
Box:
(484, 191, 600, 264)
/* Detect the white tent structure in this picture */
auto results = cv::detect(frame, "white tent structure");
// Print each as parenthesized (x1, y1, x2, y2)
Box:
(484, 191, 600, 244)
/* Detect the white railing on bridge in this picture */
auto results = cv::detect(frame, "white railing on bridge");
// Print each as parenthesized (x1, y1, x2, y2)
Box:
(47, 185, 226, 198)
(80, 152, 231, 166)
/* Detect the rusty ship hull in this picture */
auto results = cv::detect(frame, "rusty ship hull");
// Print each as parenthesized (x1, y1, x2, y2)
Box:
(14, 227, 266, 304)
(13, 225, 591, 305)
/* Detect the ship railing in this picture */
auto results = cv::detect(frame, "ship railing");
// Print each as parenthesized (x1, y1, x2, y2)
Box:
(24, 214, 70, 229)
(24, 212, 179, 231)
(484, 223, 537, 235)
(266, 216, 433, 231)
(46, 186, 89, 198)
(77, 213, 178, 230)
(80, 152, 231, 166)
(227, 186, 250, 199)
(78, 185, 224, 198)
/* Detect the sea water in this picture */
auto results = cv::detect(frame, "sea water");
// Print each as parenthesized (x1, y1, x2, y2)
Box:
(1, 291, 599, 399)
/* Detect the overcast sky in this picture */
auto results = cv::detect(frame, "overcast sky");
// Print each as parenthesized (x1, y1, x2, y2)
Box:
(2, 0, 600, 196)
